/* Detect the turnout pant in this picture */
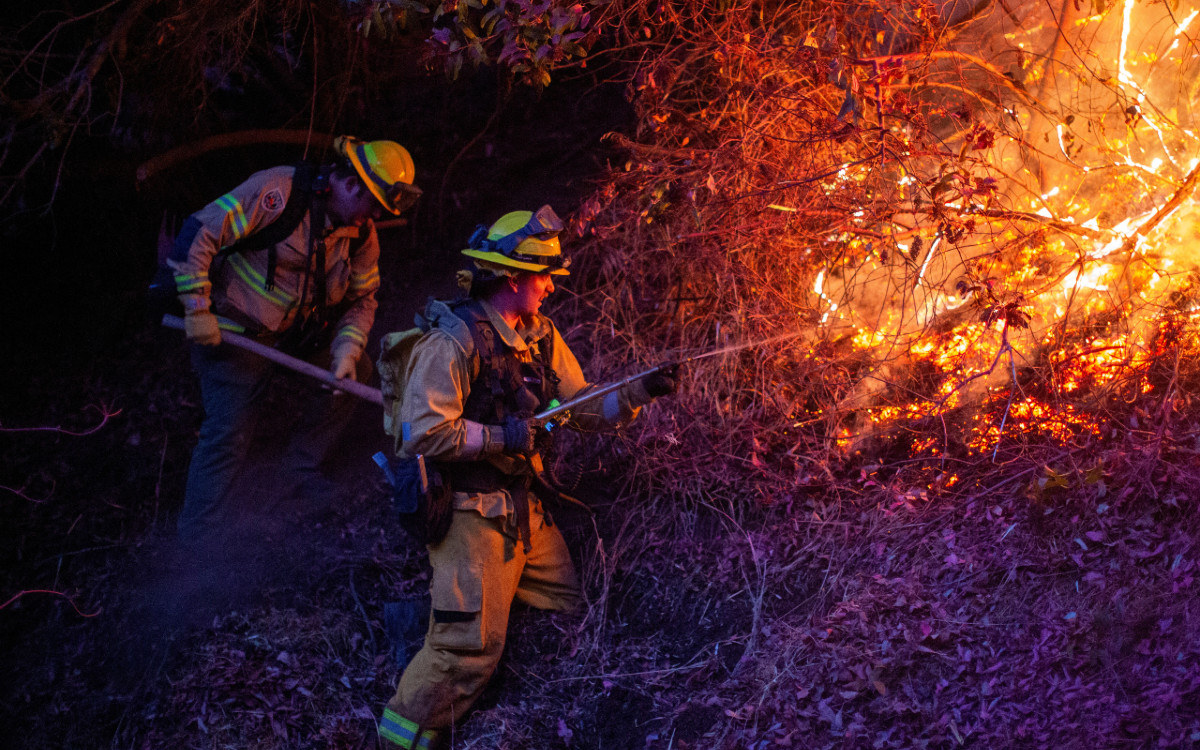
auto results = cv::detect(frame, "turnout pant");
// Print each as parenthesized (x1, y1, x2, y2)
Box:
(380, 507, 580, 746)
(176, 341, 368, 540)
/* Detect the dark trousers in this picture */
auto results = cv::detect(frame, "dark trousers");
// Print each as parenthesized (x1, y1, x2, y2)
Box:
(176, 342, 370, 540)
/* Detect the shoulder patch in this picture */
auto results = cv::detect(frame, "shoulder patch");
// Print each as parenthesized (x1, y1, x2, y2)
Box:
(260, 189, 285, 212)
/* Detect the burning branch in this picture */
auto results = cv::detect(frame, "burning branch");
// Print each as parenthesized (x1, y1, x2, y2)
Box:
(1118, 161, 1200, 256)
(971, 209, 1106, 241)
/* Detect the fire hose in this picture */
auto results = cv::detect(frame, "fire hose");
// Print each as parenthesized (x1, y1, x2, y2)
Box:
(534, 330, 804, 424)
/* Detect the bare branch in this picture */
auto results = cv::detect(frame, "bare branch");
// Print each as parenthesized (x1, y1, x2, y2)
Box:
(0, 404, 121, 436)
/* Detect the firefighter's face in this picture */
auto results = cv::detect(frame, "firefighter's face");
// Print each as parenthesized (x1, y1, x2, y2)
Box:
(329, 174, 384, 227)
(512, 272, 555, 316)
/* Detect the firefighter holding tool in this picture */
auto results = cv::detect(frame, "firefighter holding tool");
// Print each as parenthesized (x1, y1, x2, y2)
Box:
(168, 136, 420, 540)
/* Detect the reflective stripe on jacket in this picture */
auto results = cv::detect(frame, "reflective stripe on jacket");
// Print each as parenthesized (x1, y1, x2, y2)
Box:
(167, 165, 380, 359)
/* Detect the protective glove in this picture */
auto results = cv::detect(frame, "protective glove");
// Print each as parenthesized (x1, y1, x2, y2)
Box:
(184, 309, 222, 346)
(641, 363, 682, 398)
(501, 416, 540, 455)
(332, 353, 358, 381)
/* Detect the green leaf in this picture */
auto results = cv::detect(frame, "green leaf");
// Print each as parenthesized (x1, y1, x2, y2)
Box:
(1043, 465, 1069, 489)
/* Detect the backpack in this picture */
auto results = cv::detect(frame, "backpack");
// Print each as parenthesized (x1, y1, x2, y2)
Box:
(378, 325, 427, 454)
(374, 299, 499, 546)
(146, 161, 322, 321)
(375, 314, 462, 547)
(377, 298, 501, 449)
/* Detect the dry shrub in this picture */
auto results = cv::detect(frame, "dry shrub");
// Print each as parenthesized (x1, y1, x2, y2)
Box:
(505, 0, 1200, 746)
(552, 0, 1200, 506)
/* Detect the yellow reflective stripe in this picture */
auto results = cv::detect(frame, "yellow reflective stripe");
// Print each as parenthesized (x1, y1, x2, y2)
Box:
(377, 728, 411, 748)
(350, 267, 380, 289)
(215, 317, 245, 333)
(336, 325, 367, 346)
(226, 254, 294, 307)
(173, 271, 209, 293)
(416, 731, 438, 749)
(215, 194, 247, 239)
(378, 709, 419, 748)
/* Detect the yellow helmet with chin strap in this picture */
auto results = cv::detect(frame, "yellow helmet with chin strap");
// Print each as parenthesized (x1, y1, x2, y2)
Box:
(461, 205, 571, 276)
(334, 135, 421, 215)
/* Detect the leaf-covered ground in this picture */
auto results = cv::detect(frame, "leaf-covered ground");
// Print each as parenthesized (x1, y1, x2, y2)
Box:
(3, 309, 1199, 749)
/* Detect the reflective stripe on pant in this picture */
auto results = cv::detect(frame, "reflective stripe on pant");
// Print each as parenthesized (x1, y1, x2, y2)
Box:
(379, 708, 438, 749)
(383, 507, 581, 731)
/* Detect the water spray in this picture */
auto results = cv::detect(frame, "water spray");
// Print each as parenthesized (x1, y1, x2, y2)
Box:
(534, 330, 805, 423)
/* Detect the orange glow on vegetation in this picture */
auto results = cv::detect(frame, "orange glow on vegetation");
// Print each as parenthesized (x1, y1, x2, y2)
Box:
(820, 0, 1200, 462)
(966, 398, 1103, 453)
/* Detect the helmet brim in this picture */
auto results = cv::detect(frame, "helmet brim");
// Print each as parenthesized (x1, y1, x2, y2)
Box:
(461, 249, 570, 275)
(346, 146, 402, 215)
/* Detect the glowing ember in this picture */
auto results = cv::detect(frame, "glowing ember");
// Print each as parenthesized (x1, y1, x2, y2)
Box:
(804, 1, 1200, 462)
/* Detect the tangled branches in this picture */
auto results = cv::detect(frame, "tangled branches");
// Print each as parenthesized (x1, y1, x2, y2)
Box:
(549, 0, 1200, 510)
(0, 0, 395, 224)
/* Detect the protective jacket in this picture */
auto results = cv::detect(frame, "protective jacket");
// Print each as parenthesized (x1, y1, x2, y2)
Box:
(397, 298, 653, 535)
(167, 165, 380, 362)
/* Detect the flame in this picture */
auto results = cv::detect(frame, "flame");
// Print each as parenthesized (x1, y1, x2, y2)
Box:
(1052, 336, 1130, 393)
(1062, 264, 1112, 294)
(966, 398, 1104, 454)
(817, 0, 1200, 461)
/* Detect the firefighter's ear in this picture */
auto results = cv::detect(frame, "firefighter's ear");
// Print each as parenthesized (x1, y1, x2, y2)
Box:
(456, 270, 474, 293)
(341, 172, 367, 197)
(328, 170, 358, 197)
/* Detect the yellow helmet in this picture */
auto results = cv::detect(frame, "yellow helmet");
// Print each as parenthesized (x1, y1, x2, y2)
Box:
(334, 135, 421, 215)
(461, 205, 571, 275)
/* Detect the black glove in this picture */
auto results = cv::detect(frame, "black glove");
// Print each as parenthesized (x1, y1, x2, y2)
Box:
(641, 364, 682, 398)
(502, 416, 539, 455)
